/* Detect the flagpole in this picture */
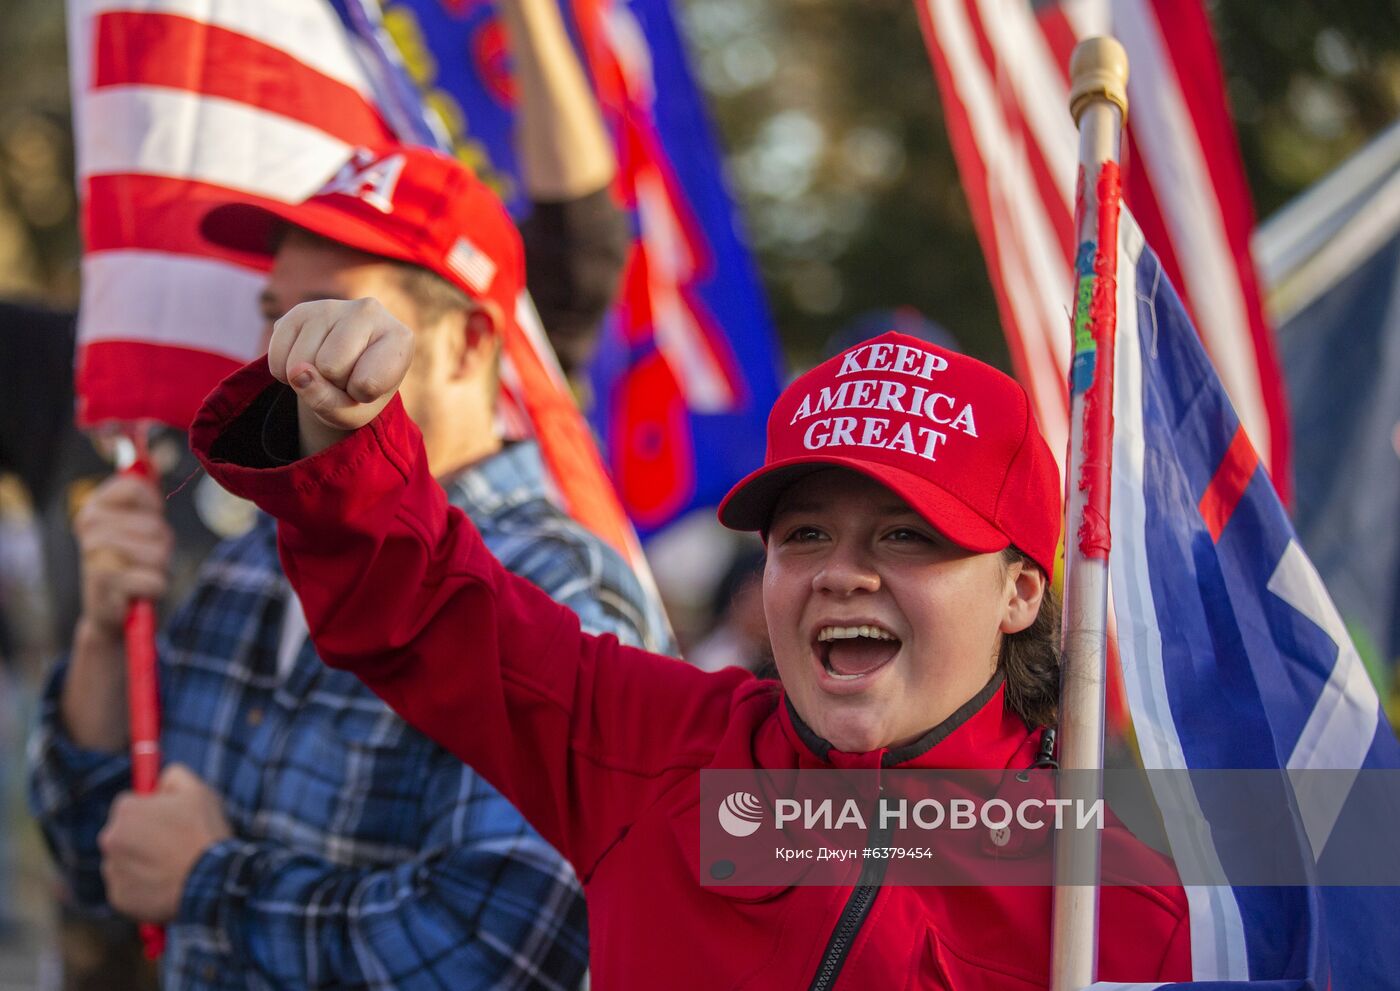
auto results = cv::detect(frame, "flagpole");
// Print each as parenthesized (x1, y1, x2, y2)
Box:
(1051, 36, 1128, 991)
(113, 428, 167, 959)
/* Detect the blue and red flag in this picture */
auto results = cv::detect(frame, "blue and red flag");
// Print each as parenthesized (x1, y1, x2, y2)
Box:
(1093, 213, 1400, 989)
(1257, 119, 1400, 691)
(355, 0, 784, 535)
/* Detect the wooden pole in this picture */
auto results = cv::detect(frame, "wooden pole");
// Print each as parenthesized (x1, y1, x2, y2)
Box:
(1050, 35, 1128, 991)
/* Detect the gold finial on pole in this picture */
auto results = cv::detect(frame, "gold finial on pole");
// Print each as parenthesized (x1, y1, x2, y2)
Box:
(1069, 36, 1129, 124)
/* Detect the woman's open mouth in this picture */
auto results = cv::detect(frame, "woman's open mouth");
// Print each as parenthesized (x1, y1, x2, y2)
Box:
(815, 625, 902, 681)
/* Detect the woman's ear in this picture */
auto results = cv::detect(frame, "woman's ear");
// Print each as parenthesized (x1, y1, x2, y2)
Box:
(1000, 559, 1047, 635)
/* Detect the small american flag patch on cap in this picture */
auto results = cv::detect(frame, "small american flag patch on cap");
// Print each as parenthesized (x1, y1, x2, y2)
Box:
(446, 236, 497, 294)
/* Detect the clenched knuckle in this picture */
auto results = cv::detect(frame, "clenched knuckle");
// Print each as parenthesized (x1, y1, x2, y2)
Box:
(353, 374, 384, 398)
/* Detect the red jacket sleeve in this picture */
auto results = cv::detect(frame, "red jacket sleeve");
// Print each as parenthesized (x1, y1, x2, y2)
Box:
(191, 360, 744, 877)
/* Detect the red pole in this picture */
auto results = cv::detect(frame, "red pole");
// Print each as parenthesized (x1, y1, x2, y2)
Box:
(117, 431, 166, 959)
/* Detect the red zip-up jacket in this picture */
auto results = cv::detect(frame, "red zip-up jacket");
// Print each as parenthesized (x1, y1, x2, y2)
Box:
(191, 362, 1191, 990)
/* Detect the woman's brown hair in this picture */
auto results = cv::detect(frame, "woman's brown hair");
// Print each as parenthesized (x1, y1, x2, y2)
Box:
(998, 547, 1060, 728)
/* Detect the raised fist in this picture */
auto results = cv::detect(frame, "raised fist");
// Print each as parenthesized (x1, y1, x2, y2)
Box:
(268, 297, 414, 441)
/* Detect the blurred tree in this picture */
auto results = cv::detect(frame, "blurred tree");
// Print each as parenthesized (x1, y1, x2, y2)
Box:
(0, 1, 77, 304)
(682, 0, 1003, 369)
(1211, 0, 1400, 218)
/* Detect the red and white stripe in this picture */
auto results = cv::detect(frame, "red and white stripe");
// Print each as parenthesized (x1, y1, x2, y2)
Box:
(68, 0, 395, 427)
(68, 0, 660, 581)
(917, 0, 1292, 502)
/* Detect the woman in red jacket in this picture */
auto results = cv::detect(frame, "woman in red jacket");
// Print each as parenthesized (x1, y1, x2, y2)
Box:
(193, 299, 1192, 989)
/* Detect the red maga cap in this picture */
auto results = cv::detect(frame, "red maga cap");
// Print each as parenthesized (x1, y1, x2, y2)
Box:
(201, 145, 522, 332)
(718, 331, 1061, 575)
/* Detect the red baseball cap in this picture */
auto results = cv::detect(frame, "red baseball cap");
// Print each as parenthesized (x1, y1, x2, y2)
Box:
(718, 331, 1062, 575)
(201, 145, 522, 331)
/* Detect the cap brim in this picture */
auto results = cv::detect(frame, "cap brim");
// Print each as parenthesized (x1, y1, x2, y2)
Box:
(200, 200, 421, 269)
(717, 455, 1008, 555)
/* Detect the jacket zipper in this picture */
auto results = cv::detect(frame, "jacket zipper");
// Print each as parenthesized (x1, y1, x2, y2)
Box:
(807, 819, 892, 991)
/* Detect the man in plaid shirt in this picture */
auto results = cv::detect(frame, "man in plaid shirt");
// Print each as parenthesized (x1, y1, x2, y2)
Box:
(30, 138, 671, 988)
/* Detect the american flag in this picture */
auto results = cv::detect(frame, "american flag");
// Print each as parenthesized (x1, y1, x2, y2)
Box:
(446, 235, 498, 295)
(67, 0, 648, 569)
(916, 0, 1293, 504)
(67, 0, 397, 428)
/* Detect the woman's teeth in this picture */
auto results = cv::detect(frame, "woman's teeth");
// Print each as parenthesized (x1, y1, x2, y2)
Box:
(816, 625, 898, 642)
(816, 625, 902, 680)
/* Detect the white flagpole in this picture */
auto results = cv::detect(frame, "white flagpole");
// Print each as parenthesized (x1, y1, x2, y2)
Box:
(1051, 36, 1129, 991)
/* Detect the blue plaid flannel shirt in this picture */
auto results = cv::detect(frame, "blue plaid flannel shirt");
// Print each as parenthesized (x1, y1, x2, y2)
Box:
(30, 440, 674, 990)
